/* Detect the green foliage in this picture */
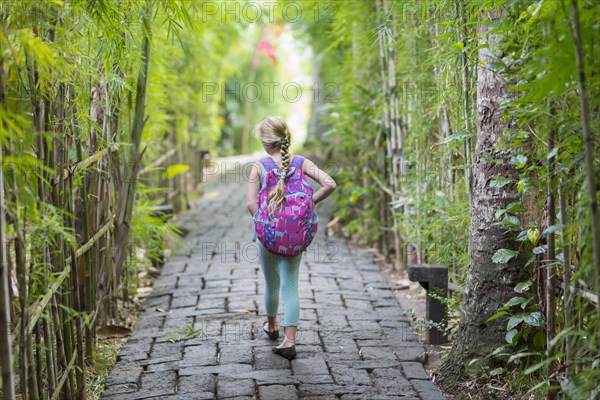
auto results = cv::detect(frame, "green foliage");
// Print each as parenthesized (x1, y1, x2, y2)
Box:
(165, 325, 206, 343)
(306, 0, 599, 397)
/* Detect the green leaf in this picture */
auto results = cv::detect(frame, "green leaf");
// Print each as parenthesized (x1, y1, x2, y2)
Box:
(437, 131, 476, 145)
(542, 224, 564, 237)
(506, 202, 526, 214)
(492, 248, 519, 264)
(162, 164, 190, 179)
(506, 328, 519, 345)
(507, 351, 542, 363)
(516, 230, 529, 241)
(511, 154, 528, 169)
(486, 310, 509, 323)
(507, 315, 524, 330)
(533, 331, 546, 351)
(496, 215, 520, 230)
(490, 367, 505, 376)
(548, 327, 581, 349)
(527, 228, 540, 244)
(523, 311, 544, 327)
(524, 357, 555, 375)
(490, 346, 506, 357)
(506, 296, 528, 307)
(517, 178, 531, 194)
(533, 245, 547, 254)
(515, 280, 533, 293)
(490, 177, 514, 189)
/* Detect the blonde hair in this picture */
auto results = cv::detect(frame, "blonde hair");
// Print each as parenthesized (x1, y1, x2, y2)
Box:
(254, 116, 291, 215)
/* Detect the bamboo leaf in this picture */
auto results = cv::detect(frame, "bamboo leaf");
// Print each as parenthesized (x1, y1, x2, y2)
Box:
(162, 164, 189, 179)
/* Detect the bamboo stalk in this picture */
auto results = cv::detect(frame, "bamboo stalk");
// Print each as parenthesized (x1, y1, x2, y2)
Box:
(558, 178, 574, 375)
(50, 348, 78, 400)
(457, 0, 473, 200)
(570, 0, 600, 346)
(375, 0, 392, 265)
(53, 144, 119, 185)
(35, 323, 42, 398)
(386, 0, 404, 271)
(546, 100, 557, 398)
(22, 215, 116, 335)
(43, 311, 57, 396)
(50, 294, 70, 400)
(0, 115, 16, 400)
(114, 0, 153, 285)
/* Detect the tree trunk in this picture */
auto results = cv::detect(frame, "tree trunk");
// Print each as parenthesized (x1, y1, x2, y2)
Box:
(439, 5, 529, 382)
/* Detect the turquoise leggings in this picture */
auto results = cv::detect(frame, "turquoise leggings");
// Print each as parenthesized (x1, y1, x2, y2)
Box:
(258, 241, 302, 327)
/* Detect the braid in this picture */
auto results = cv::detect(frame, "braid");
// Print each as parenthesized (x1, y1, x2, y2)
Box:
(268, 128, 291, 214)
(280, 129, 291, 174)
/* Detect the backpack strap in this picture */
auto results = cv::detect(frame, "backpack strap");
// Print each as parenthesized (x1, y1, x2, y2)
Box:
(258, 156, 304, 184)
(259, 157, 278, 172)
(290, 155, 304, 171)
(258, 157, 277, 185)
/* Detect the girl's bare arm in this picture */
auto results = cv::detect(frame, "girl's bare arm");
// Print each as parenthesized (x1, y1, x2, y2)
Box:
(302, 158, 337, 205)
(246, 162, 261, 215)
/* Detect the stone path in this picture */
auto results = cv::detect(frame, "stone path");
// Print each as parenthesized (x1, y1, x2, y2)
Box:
(101, 156, 446, 400)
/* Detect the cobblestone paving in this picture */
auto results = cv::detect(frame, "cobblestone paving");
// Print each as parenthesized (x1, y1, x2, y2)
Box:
(101, 157, 447, 400)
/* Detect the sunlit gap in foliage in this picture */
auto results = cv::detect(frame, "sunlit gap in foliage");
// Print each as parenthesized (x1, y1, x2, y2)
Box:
(224, 21, 313, 157)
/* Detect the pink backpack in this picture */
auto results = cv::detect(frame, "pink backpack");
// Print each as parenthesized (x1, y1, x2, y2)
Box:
(253, 156, 318, 257)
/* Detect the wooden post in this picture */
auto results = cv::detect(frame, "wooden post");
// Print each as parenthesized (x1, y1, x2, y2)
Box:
(408, 264, 449, 344)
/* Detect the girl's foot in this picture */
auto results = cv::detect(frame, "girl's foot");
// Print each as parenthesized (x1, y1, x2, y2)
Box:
(272, 334, 297, 360)
(275, 334, 296, 349)
(272, 344, 296, 360)
(263, 320, 279, 341)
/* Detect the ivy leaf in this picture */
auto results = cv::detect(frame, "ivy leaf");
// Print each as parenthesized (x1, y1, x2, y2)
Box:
(486, 310, 509, 322)
(533, 245, 547, 255)
(506, 296, 528, 307)
(511, 154, 528, 169)
(524, 311, 544, 327)
(496, 215, 520, 230)
(515, 280, 533, 293)
(506, 202, 526, 213)
(527, 228, 540, 244)
(492, 248, 519, 264)
(516, 230, 529, 241)
(490, 177, 514, 189)
(507, 315, 524, 330)
(506, 328, 519, 345)
(542, 224, 564, 237)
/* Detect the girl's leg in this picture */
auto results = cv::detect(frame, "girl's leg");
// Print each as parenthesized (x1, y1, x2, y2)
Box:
(276, 254, 302, 349)
(258, 242, 280, 330)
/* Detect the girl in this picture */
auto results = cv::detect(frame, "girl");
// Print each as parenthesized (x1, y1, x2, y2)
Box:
(246, 116, 336, 360)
